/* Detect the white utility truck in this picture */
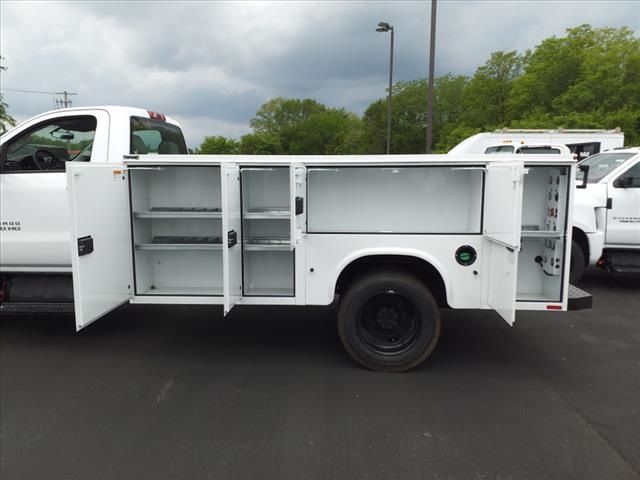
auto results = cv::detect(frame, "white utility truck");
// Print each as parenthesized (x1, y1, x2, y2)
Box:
(1, 107, 592, 372)
(449, 128, 624, 159)
(570, 148, 640, 282)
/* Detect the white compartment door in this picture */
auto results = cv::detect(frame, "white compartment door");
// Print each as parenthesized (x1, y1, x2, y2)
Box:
(483, 160, 524, 325)
(222, 163, 242, 315)
(67, 164, 132, 331)
(290, 164, 306, 247)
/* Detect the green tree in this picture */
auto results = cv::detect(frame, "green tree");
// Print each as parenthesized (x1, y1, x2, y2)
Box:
(361, 75, 467, 153)
(245, 97, 361, 154)
(461, 50, 525, 129)
(238, 132, 283, 154)
(0, 95, 16, 135)
(198, 135, 240, 154)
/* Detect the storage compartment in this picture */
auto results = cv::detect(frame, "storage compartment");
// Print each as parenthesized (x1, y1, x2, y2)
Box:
(517, 165, 570, 302)
(135, 250, 223, 296)
(517, 236, 565, 301)
(130, 166, 223, 296)
(241, 167, 294, 296)
(243, 250, 294, 296)
(307, 166, 483, 233)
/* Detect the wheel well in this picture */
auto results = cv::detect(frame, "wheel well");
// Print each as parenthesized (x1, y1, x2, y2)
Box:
(335, 255, 449, 308)
(572, 227, 590, 266)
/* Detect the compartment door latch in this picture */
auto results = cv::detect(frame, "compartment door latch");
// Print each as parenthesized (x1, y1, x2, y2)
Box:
(227, 230, 237, 248)
(77, 235, 94, 256)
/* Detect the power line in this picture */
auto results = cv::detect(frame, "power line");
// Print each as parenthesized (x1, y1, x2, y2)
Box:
(1, 87, 78, 108)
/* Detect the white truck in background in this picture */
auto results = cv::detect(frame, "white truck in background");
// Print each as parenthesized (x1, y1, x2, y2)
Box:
(449, 128, 624, 159)
(571, 148, 640, 282)
(0, 106, 188, 309)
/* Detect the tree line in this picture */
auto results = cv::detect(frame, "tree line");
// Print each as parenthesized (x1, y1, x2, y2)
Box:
(197, 25, 640, 154)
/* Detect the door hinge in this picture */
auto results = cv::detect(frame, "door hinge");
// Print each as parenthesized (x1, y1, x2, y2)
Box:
(606, 198, 613, 209)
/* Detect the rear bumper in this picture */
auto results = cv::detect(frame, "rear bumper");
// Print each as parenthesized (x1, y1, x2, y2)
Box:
(568, 284, 592, 311)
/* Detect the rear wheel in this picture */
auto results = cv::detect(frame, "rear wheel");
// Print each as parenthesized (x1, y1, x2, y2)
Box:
(337, 271, 441, 372)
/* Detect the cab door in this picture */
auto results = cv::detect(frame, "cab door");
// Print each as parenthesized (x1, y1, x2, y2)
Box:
(606, 160, 640, 246)
(0, 110, 110, 270)
(67, 163, 133, 330)
(222, 163, 242, 315)
(483, 159, 525, 325)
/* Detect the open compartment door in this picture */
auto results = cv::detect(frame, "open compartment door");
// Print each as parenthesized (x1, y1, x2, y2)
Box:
(290, 164, 306, 247)
(67, 164, 133, 330)
(222, 163, 242, 315)
(483, 160, 524, 325)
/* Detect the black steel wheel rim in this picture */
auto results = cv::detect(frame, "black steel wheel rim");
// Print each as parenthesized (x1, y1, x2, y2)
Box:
(357, 292, 421, 355)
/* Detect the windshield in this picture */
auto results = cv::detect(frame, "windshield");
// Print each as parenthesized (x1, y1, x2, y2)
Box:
(579, 152, 636, 183)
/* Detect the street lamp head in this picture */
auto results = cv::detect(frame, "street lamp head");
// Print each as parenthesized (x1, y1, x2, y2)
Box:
(376, 22, 392, 32)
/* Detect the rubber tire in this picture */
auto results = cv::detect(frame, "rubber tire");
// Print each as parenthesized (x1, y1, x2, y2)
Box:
(337, 270, 441, 372)
(570, 240, 586, 284)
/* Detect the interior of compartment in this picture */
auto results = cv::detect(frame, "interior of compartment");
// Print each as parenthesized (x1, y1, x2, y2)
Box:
(130, 166, 223, 296)
(241, 167, 290, 215)
(307, 166, 483, 233)
(517, 237, 565, 301)
(241, 167, 294, 296)
(134, 250, 223, 296)
(243, 250, 294, 296)
(521, 166, 569, 233)
(517, 165, 570, 302)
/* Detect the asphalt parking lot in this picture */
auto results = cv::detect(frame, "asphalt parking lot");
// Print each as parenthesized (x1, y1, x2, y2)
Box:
(1, 269, 638, 480)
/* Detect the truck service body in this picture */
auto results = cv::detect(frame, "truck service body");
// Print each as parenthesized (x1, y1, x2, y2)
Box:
(1, 107, 592, 371)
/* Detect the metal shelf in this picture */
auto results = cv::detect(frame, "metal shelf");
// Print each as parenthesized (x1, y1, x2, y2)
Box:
(243, 237, 291, 251)
(520, 230, 564, 238)
(134, 208, 222, 219)
(136, 243, 222, 251)
(243, 208, 290, 219)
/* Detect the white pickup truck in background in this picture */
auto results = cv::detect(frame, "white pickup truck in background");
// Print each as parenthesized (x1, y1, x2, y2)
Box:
(0, 106, 187, 310)
(449, 128, 625, 159)
(571, 148, 640, 282)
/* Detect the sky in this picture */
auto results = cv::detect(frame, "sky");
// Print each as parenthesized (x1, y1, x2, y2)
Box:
(1, 1, 638, 148)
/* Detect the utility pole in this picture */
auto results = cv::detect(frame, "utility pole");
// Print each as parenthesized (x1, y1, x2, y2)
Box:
(55, 90, 77, 109)
(426, 0, 437, 153)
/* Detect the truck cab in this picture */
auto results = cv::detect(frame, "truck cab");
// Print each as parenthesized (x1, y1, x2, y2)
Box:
(0, 107, 186, 308)
(571, 148, 640, 280)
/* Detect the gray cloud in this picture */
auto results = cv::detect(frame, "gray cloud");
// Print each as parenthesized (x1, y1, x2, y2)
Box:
(1, 1, 638, 147)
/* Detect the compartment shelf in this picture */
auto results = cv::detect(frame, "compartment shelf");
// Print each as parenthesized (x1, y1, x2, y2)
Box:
(243, 237, 291, 251)
(134, 207, 222, 219)
(138, 286, 223, 296)
(243, 208, 290, 219)
(136, 243, 222, 251)
(521, 230, 564, 238)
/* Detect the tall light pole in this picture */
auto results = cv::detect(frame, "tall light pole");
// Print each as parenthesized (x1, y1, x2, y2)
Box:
(376, 21, 394, 154)
(426, 0, 437, 153)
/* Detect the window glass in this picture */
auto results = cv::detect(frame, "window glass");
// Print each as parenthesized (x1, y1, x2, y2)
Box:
(485, 145, 514, 154)
(615, 162, 640, 188)
(2, 116, 97, 172)
(578, 152, 636, 183)
(517, 146, 561, 154)
(130, 116, 187, 155)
